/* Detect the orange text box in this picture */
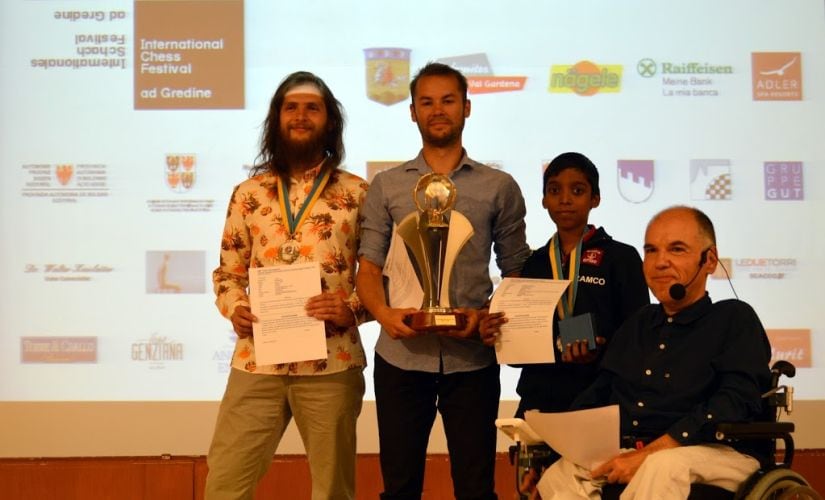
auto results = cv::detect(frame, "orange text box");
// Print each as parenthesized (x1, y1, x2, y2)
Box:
(134, 0, 244, 109)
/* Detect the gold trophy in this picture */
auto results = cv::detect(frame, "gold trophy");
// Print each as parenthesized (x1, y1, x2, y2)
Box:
(397, 173, 474, 331)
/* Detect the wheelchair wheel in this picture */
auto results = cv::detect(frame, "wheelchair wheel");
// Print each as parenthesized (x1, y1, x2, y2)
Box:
(739, 468, 822, 500)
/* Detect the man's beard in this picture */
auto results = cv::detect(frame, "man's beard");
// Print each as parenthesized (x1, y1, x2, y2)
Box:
(418, 118, 464, 148)
(276, 128, 327, 167)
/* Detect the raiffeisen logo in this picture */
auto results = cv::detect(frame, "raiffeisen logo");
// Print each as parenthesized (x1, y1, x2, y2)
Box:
(638, 58, 732, 97)
(636, 59, 734, 78)
(436, 53, 526, 95)
(549, 61, 622, 96)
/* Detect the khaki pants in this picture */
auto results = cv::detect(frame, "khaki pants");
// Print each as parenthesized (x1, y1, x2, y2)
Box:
(204, 367, 365, 500)
(537, 444, 760, 500)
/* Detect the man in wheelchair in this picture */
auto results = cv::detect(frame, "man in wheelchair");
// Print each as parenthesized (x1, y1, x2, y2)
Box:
(532, 206, 775, 499)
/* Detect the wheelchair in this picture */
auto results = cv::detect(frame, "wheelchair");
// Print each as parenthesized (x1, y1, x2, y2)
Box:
(499, 361, 822, 500)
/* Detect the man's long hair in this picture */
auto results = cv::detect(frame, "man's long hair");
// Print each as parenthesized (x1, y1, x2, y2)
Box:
(250, 71, 345, 184)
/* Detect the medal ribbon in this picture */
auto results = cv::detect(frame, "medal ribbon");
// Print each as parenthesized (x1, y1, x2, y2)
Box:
(277, 166, 332, 237)
(548, 233, 583, 320)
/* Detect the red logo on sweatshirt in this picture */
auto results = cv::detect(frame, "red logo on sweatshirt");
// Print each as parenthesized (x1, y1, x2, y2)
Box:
(581, 249, 604, 266)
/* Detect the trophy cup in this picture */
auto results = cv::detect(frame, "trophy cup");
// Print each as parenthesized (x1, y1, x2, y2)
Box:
(397, 173, 474, 331)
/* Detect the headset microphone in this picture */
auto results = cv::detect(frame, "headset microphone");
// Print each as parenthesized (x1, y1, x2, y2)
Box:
(668, 248, 709, 301)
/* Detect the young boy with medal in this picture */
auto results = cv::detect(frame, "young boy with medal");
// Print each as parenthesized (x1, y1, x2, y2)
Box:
(481, 152, 649, 417)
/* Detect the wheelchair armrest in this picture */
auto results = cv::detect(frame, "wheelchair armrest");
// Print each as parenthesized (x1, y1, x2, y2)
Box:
(715, 421, 794, 439)
(714, 421, 795, 468)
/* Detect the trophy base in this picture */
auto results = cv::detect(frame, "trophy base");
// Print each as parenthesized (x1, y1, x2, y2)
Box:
(404, 309, 467, 332)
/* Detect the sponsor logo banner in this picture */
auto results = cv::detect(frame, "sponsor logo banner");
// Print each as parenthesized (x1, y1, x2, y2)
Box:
(134, 0, 245, 109)
(549, 61, 622, 96)
(21, 336, 97, 363)
(711, 258, 732, 279)
(764, 161, 803, 200)
(21, 163, 109, 203)
(752, 52, 802, 101)
(617, 160, 654, 203)
(146, 250, 206, 294)
(147, 155, 215, 213)
(734, 257, 796, 280)
(132, 333, 184, 368)
(638, 58, 732, 97)
(24, 262, 114, 282)
(213, 332, 237, 373)
(165, 154, 196, 192)
(437, 53, 526, 95)
(690, 159, 731, 200)
(55, 164, 74, 185)
(766, 329, 811, 367)
(364, 47, 411, 106)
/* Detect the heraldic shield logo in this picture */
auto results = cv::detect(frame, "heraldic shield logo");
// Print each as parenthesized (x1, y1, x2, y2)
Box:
(364, 47, 411, 106)
(165, 154, 196, 192)
(690, 159, 731, 201)
(617, 160, 654, 203)
(55, 164, 74, 186)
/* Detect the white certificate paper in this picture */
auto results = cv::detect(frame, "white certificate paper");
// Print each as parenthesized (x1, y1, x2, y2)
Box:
(248, 262, 326, 365)
(488, 277, 570, 364)
(525, 405, 620, 470)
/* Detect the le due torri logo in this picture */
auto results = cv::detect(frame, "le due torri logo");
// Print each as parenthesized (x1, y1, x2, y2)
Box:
(548, 61, 623, 96)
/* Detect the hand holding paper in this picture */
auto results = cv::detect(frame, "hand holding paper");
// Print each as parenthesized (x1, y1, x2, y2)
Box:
(488, 277, 570, 364)
(248, 262, 327, 366)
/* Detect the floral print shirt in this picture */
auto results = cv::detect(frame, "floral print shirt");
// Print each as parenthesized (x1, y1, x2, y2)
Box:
(213, 165, 368, 375)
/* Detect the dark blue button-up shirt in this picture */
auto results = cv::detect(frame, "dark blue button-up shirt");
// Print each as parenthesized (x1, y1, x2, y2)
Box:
(573, 294, 771, 447)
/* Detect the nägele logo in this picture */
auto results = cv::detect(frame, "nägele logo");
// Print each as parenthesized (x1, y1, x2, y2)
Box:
(549, 61, 622, 96)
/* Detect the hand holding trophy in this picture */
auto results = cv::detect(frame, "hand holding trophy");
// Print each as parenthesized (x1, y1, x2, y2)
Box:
(396, 173, 475, 332)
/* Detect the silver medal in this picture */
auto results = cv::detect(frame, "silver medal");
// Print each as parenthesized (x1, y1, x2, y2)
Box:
(279, 238, 301, 263)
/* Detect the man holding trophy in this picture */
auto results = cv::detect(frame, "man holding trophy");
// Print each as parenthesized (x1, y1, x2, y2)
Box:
(357, 63, 531, 500)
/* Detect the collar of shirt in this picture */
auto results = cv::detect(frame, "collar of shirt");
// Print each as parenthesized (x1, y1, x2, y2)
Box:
(292, 162, 325, 183)
(652, 293, 712, 327)
(404, 149, 475, 176)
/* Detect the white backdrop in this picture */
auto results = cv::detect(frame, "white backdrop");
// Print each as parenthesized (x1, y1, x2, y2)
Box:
(1, 0, 823, 455)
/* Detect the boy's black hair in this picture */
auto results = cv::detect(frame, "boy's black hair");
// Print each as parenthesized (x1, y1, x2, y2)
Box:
(543, 152, 600, 197)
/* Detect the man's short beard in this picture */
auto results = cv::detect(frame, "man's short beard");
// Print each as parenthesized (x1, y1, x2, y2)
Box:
(276, 131, 327, 167)
(418, 120, 465, 148)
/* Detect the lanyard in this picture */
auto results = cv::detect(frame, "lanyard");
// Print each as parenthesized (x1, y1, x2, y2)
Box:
(548, 233, 583, 320)
(277, 166, 331, 236)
